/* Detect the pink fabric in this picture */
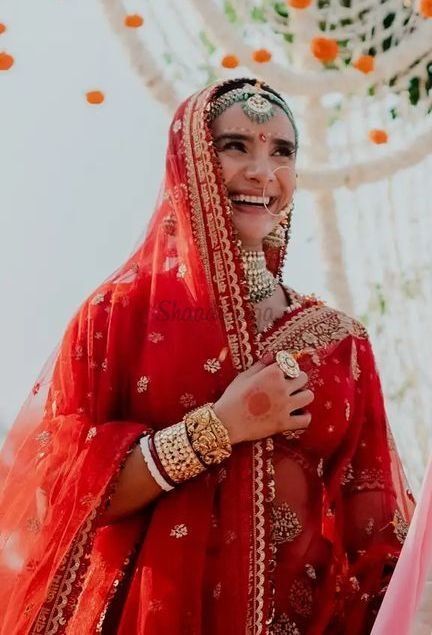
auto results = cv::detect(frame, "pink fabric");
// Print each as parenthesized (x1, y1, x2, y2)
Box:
(372, 458, 432, 635)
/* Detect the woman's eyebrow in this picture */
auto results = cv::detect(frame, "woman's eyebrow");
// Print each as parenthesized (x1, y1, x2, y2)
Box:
(214, 133, 251, 143)
(214, 133, 295, 151)
(273, 138, 296, 151)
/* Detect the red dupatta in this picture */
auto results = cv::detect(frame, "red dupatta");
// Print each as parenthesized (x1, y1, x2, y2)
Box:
(0, 78, 413, 634)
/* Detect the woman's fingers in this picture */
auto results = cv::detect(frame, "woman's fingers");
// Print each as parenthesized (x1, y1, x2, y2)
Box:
(242, 359, 267, 378)
(285, 371, 309, 394)
(289, 389, 314, 411)
(288, 412, 312, 430)
(257, 364, 310, 395)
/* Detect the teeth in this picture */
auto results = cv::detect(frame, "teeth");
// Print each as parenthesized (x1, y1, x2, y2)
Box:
(230, 194, 270, 205)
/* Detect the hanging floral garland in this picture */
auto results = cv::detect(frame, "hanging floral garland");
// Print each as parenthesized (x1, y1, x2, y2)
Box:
(98, 0, 432, 189)
(0, 20, 14, 72)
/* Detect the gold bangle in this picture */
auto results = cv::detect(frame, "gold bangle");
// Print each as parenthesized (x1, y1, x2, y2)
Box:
(184, 403, 232, 466)
(154, 421, 205, 484)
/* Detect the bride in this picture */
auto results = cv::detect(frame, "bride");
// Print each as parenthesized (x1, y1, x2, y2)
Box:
(0, 77, 413, 634)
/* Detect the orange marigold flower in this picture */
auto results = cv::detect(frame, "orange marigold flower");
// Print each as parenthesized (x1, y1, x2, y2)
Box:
(221, 54, 239, 69)
(252, 48, 272, 63)
(353, 54, 375, 74)
(368, 129, 388, 144)
(287, 0, 312, 8)
(310, 37, 339, 63)
(0, 23, 6, 34)
(419, 0, 432, 17)
(0, 51, 14, 71)
(86, 90, 105, 105)
(124, 14, 144, 28)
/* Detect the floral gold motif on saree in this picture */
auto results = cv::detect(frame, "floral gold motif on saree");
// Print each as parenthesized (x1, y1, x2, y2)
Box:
(262, 305, 368, 357)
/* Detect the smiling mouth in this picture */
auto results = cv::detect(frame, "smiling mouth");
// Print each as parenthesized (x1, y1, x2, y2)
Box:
(229, 194, 277, 211)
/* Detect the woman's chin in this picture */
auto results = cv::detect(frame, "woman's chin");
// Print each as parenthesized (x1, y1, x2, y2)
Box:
(233, 219, 277, 249)
(235, 233, 270, 250)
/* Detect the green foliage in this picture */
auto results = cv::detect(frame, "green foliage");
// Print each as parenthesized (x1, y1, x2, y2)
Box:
(382, 34, 394, 52)
(274, 2, 289, 18)
(408, 77, 420, 106)
(375, 283, 387, 315)
(199, 32, 216, 55)
(224, 1, 238, 23)
(283, 33, 294, 44)
(383, 12, 396, 29)
(425, 62, 432, 96)
(215, 0, 431, 120)
(365, 283, 388, 320)
(251, 6, 266, 22)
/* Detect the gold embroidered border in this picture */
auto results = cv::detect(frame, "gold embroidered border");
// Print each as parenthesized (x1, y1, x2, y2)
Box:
(262, 304, 368, 355)
(183, 96, 213, 292)
(30, 510, 96, 635)
(248, 440, 266, 634)
(183, 85, 254, 372)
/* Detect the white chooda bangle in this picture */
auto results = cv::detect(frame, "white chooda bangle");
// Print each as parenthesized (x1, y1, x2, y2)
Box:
(139, 434, 175, 492)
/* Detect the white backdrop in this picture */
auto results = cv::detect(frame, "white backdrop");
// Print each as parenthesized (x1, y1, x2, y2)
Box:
(0, 0, 167, 424)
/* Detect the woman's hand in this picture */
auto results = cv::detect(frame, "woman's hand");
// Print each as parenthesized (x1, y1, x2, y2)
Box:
(213, 358, 314, 445)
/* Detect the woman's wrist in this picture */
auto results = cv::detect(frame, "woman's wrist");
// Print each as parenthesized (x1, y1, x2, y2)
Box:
(139, 434, 175, 492)
(213, 400, 243, 446)
(139, 404, 233, 491)
(184, 403, 232, 463)
(154, 420, 206, 484)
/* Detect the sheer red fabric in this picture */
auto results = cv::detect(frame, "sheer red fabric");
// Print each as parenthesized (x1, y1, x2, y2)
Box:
(0, 79, 414, 634)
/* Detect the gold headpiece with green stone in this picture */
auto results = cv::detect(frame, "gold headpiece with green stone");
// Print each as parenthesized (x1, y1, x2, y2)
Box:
(208, 81, 298, 145)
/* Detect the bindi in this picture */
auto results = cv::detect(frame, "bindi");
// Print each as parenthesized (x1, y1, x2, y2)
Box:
(259, 132, 267, 143)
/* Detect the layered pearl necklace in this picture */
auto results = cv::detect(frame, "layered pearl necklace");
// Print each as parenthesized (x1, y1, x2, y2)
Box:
(241, 249, 277, 303)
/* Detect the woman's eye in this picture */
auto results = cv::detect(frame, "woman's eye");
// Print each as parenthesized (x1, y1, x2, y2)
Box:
(222, 141, 246, 152)
(273, 146, 295, 157)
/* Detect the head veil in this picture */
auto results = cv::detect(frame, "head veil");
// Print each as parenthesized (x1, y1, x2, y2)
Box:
(0, 79, 293, 633)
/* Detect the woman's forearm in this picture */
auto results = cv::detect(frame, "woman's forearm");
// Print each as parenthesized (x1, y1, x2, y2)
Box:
(99, 444, 163, 525)
(100, 403, 233, 525)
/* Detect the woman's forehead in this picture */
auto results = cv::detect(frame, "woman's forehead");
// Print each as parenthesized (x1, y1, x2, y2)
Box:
(211, 102, 296, 141)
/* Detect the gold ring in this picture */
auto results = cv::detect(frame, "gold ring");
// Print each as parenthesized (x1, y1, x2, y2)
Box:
(275, 350, 300, 379)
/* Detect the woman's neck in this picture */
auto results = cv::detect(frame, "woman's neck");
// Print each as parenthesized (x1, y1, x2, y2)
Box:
(254, 283, 289, 333)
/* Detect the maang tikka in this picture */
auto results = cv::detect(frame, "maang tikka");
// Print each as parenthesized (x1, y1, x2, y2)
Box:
(209, 81, 298, 146)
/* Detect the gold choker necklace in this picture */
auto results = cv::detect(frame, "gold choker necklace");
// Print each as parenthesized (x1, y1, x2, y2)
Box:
(241, 249, 277, 303)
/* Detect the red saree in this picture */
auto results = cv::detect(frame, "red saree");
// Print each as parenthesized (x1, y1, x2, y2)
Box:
(0, 79, 414, 634)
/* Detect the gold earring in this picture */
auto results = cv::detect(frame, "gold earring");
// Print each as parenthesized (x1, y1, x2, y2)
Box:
(263, 200, 294, 248)
(264, 215, 286, 249)
(264, 221, 286, 249)
(283, 200, 294, 224)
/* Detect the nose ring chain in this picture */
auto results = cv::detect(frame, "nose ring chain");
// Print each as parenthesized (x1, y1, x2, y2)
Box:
(262, 165, 295, 217)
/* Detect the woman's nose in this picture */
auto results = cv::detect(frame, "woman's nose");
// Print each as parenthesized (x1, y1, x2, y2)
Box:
(245, 158, 276, 184)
